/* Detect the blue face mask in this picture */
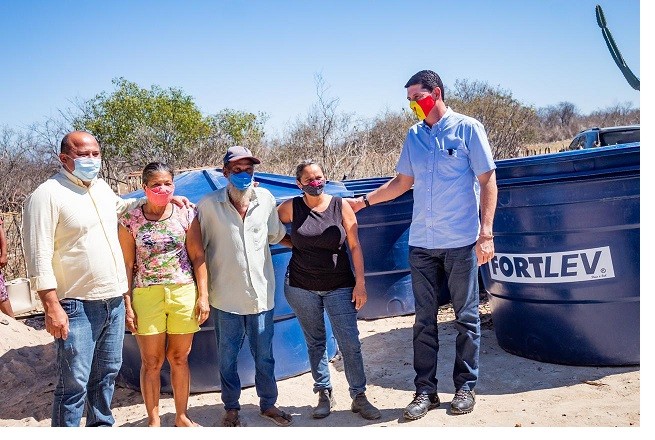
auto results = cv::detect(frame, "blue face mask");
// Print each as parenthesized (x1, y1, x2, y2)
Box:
(228, 171, 254, 190)
(71, 157, 102, 181)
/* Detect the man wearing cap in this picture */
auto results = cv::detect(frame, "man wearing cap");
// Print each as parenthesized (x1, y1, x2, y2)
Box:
(196, 146, 292, 427)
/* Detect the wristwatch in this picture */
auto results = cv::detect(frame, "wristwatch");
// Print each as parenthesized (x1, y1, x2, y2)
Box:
(362, 194, 371, 208)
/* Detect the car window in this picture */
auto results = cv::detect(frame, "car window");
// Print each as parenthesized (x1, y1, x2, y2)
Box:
(600, 129, 640, 146)
(568, 135, 586, 150)
(585, 132, 599, 148)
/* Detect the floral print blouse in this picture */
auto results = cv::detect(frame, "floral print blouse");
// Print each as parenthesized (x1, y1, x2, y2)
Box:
(119, 205, 196, 288)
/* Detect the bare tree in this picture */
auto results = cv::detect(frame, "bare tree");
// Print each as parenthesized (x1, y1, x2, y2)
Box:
(0, 127, 59, 213)
(267, 73, 358, 180)
(449, 79, 539, 159)
(1, 126, 60, 279)
(586, 102, 640, 127)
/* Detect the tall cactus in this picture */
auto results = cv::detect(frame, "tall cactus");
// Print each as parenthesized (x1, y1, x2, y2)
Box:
(595, 4, 640, 91)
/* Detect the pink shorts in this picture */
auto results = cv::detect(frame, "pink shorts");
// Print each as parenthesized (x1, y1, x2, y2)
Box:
(0, 273, 8, 302)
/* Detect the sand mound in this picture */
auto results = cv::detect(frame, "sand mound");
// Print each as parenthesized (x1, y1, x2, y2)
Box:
(0, 309, 640, 427)
(0, 314, 56, 425)
(0, 314, 51, 354)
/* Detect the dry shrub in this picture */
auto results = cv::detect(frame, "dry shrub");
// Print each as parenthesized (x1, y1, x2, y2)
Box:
(1, 212, 26, 280)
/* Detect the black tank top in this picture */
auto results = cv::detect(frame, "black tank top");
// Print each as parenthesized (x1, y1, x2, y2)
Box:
(288, 196, 356, 291)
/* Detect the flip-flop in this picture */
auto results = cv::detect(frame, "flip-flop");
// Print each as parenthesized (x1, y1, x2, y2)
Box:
(259, 408, 293, 427)
(174, 420, 201, 427)
(222, 409, 241, 427)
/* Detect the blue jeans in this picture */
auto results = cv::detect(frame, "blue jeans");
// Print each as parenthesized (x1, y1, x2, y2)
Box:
(409, 243, 480, 394)
(284, 281, 366, 399)
(52, 297, 125, 427)
(212, 307, 277, 412)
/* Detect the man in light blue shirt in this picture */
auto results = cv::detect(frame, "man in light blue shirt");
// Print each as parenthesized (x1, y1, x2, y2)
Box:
(350, 70, 497, 419)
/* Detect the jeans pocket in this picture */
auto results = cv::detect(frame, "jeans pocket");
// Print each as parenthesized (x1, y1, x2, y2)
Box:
(59, 299, 81, 317)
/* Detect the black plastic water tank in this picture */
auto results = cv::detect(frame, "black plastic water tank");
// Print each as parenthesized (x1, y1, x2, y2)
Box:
(480, 144, 639, 366)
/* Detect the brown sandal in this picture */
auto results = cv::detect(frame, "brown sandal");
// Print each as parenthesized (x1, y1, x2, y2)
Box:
(259, 407, 293, 426)
(222, 409, 241, 427)
(174, 421, 201, 427)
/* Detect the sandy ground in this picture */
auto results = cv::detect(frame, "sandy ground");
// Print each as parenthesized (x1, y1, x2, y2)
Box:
(0, 301, 641, 431)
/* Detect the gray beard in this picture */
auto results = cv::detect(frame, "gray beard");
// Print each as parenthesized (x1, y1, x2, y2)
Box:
(227, 184, 253, 207)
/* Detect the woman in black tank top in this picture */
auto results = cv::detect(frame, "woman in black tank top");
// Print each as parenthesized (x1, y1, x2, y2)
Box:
(277, 161, 380, 421)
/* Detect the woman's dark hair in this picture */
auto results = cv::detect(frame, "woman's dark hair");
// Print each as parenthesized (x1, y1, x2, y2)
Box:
(142, 162, 174, 185)
(295, 160, 324, 181)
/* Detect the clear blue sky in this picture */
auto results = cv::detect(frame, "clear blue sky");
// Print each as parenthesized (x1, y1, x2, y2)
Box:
(0, 0, 642, 137)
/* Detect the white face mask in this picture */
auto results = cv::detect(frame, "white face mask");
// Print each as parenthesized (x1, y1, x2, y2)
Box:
(69, 157, 102, 181)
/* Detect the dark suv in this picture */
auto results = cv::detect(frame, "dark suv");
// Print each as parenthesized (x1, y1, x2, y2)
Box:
(566, 125, 640, 151)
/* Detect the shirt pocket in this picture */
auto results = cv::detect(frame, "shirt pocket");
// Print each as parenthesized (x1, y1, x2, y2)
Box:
(250, 225, 265, 250)
(437, 147, 470, 178)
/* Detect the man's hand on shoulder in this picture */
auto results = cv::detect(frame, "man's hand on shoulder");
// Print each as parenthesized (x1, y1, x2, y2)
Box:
(171, 195, 194, 209)
(345, 196, 366, 213)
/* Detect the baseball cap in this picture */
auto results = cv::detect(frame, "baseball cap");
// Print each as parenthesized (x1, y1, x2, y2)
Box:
(223, 146, 261, 165)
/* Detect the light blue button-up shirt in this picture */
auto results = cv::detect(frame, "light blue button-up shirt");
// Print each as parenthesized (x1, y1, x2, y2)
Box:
(396, 107, 496, 249)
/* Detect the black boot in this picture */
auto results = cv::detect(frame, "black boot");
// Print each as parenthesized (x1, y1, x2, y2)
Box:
(351, 392, 381, 420)
(312, 388, 335, 419)
(450, 389, 475, 415)
(403, 393, 440, 420)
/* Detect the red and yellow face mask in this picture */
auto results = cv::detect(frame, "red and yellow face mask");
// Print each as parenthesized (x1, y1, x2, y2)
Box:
(409, 94, 436, 120)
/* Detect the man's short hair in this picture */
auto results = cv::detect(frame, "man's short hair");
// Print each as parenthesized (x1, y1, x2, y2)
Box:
(404, 70, 445, 101)
(60, 133, 74, 154)
(60, 130, 98, 154)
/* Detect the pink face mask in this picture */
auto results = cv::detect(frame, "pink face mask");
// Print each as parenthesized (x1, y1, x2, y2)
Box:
(144, 184, 175, 207)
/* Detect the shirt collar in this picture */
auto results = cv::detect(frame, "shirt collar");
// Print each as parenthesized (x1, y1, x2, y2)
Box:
(439, 107, 454, 125)
(419, 106, 454, 133)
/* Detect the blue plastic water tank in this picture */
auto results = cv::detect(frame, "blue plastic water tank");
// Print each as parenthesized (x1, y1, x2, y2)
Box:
(343, 178, 415, 319)
(480, 144, 640, 366)
(343, 177, 459, 317)
(117, 169, 346, 392)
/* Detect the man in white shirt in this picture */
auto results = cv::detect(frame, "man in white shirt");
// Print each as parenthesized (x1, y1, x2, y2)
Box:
(196, 146, 292, 427)
(22, 130, 189, 427)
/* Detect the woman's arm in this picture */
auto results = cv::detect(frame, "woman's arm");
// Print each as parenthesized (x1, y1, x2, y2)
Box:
(118, 224, 138, 333)
(276, 199, 293, 248)
(342, 200, 367, 311)
(186, 217, 210, 325)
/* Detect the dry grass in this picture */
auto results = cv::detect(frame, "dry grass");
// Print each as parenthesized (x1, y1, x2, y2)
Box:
(520, 138, 573, 156)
